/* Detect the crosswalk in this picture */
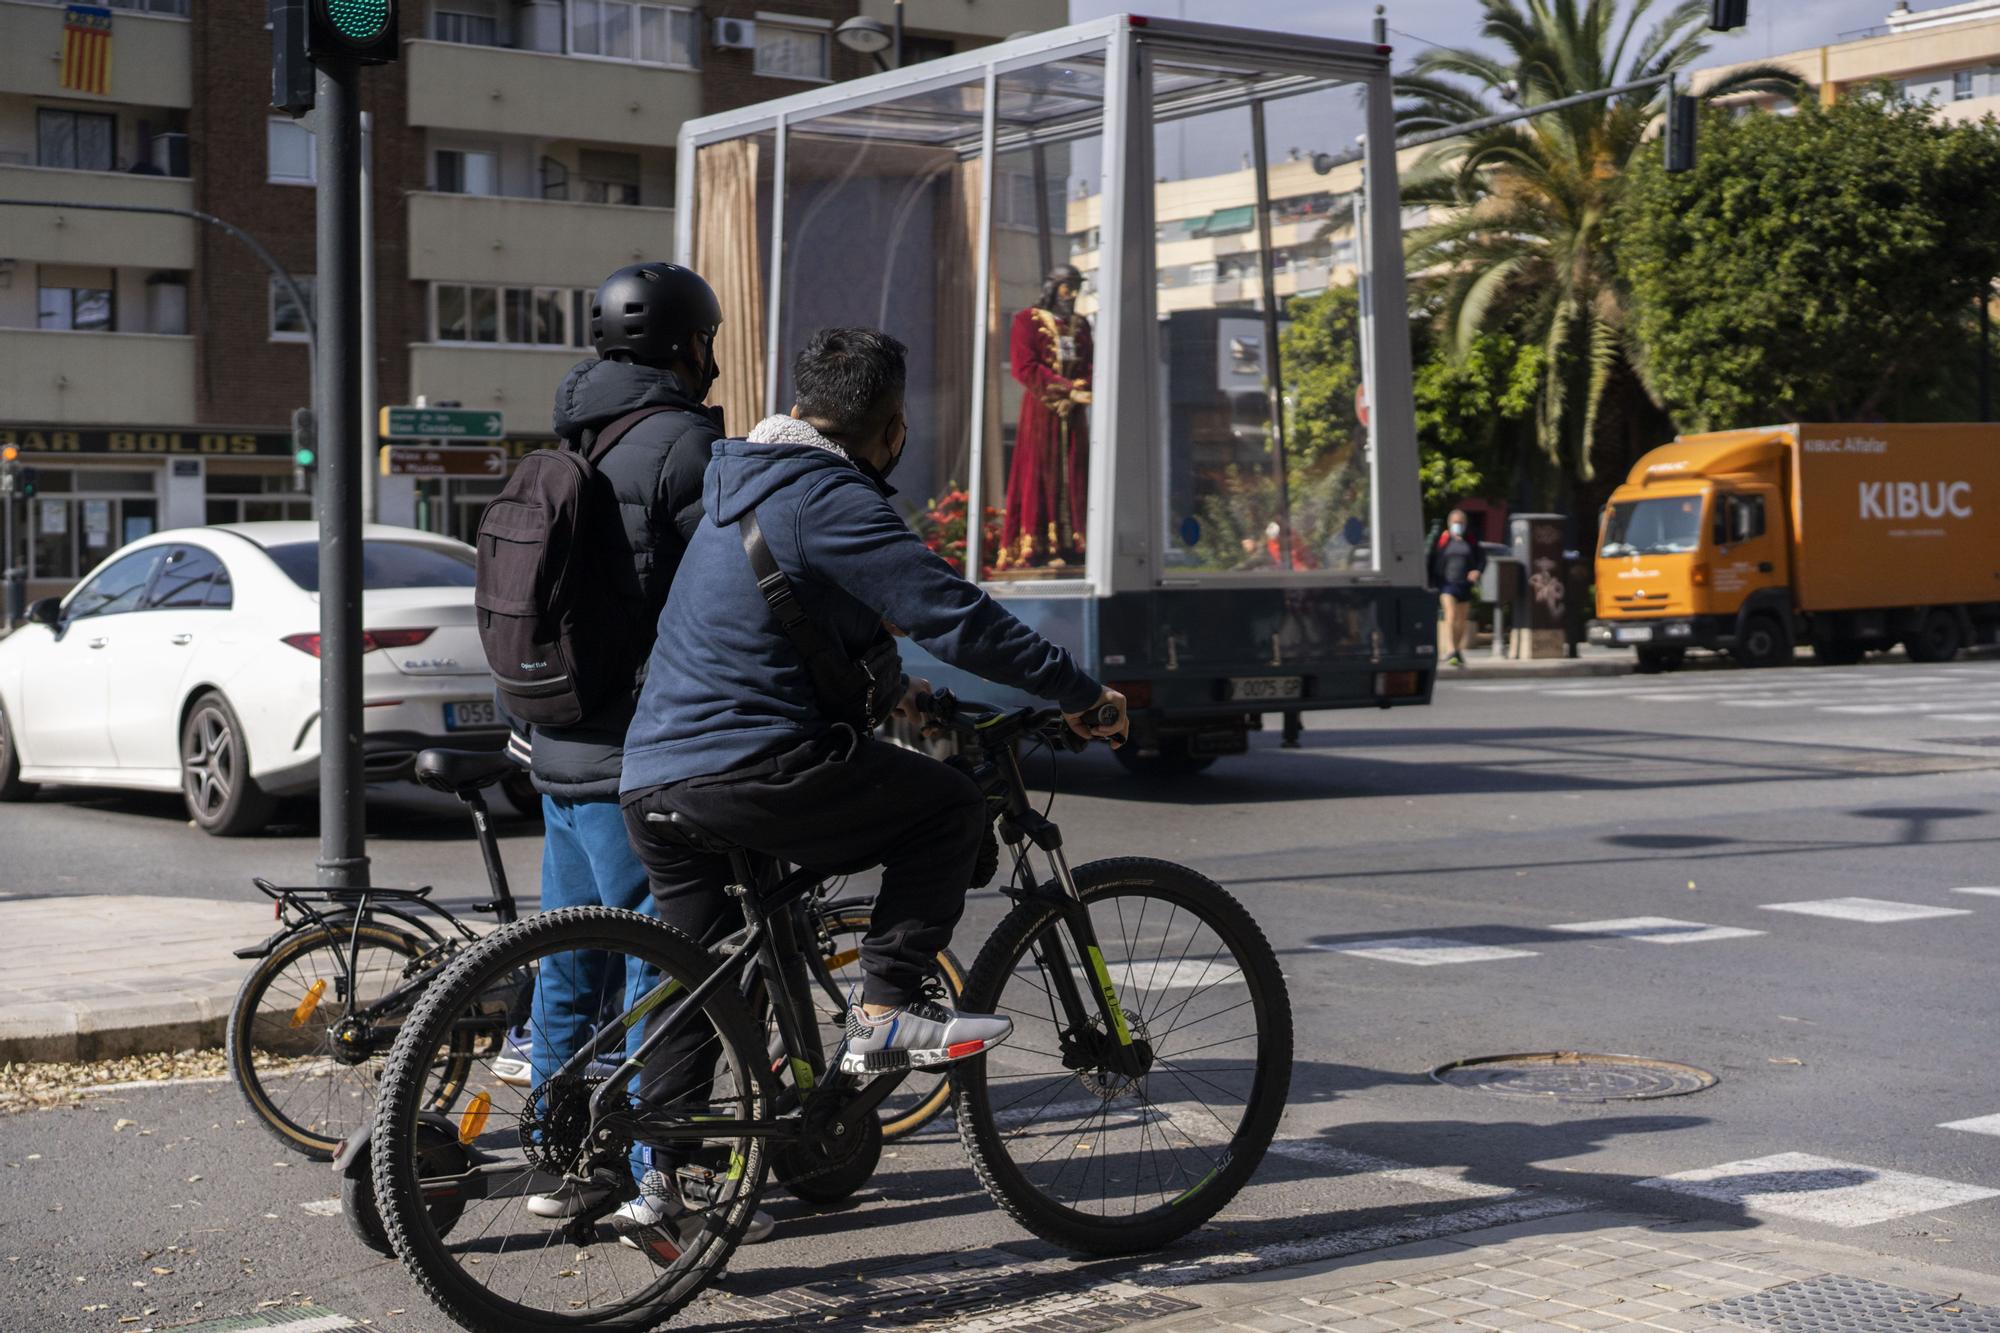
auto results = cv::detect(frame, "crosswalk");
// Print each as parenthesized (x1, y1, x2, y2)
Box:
(1461, 662, 2000, 724)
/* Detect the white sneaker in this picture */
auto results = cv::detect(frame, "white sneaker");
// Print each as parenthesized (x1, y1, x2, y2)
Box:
(524, 1178, 611, 1219)
(490, 1028, 533, 1088)
(836, 996, 1012, 1074)
(614, 1170, 774, 1261)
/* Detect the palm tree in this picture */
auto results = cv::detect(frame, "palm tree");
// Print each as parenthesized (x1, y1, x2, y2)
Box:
(1395, 0, 1802, 495)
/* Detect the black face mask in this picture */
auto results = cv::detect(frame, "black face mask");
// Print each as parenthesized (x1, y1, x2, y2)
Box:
(853, 430, 906, 495)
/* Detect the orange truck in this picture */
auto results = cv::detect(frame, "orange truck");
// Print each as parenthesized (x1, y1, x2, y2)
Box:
(1588, 424, 2000, 670)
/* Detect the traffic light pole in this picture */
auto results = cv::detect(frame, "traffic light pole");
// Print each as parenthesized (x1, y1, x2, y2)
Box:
(314, 57, 369, 889)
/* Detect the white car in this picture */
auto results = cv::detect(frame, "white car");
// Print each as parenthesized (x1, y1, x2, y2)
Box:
(0, 522, 513, 835)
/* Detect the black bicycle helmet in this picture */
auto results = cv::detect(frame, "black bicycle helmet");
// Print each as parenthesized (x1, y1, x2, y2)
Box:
(590, 262, 723, 366)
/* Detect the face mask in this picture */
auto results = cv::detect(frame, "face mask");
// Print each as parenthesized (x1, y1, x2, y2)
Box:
(854, 432, 905, 494)
(1449, 522, 1465, 537)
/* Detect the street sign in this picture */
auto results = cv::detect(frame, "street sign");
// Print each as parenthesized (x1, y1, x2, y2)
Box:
(382, 446, 508, 477)
(379, 406, 505, 440)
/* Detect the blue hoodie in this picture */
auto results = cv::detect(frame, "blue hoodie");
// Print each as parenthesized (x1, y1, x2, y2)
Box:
(620, 415, 1104, 794)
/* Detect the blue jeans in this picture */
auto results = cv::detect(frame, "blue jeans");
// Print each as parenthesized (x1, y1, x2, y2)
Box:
(528, 794, 658, 1181)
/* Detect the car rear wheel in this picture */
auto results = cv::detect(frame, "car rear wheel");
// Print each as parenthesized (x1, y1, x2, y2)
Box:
(1732, 614, 1791, 669)
(181, 692, 275, 836)
(0, 697, 37, 802)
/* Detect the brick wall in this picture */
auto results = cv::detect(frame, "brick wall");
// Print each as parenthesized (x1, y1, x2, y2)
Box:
(188, 0, 423, 429)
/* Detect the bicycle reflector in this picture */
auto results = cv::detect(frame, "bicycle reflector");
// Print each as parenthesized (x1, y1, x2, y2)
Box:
(308, 0, 399, 64)
(458, 1091, 492, 1145)
(290, 978, 327, 1028)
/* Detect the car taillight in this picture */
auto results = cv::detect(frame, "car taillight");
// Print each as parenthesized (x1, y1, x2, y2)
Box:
(282, 628, 436, 657)
(1374, 670, 1422, 698)
(1106, 680, 1153, 709)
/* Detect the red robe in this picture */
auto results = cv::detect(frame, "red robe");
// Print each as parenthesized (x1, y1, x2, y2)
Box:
(998, 305, 1092, 570)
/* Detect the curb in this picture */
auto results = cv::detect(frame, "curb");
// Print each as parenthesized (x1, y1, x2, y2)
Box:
(0, 993, 231, 1064)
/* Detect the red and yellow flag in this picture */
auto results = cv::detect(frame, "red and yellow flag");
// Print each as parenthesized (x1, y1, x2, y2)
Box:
(61, 5, 113, 96)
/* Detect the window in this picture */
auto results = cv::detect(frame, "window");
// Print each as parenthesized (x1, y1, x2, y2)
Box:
(1714, 492, 1767, 546)
(268, 117, 315, 184)
(900, 33, 954, 66)
(570, 0, 695, 66)
(270, 275, 316, 341)
(1602, 497, 1703, 557)
(39, 285, 115, 331)
(38, 109, 116, 171)
(265, 540, 478, 592)
(433, 9, 499, 44)
(147, 546, 231, 610)
(435, 148, 498, 195)
(577, 148, 641, 205)
(1955, 69, 1977, 101)
(756, 22, 828, 80)
(66, 549, 166, 620)
(432, 283, 583, 346)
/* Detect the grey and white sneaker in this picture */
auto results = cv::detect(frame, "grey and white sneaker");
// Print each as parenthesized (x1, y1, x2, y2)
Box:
(836, 997, 1013, 1074)
(613, 1169, 774, 1263)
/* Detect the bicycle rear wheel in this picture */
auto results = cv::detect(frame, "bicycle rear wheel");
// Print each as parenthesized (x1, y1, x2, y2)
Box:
(954, 858, 1291, 1255)
(809, 904, 966, 1140)
(372, 907, 769, 1333)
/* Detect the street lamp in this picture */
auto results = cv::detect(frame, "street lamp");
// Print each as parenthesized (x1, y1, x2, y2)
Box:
(835, 2, 900, 69)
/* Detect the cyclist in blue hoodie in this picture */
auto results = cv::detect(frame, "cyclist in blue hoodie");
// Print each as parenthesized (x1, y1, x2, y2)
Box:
(622, 326, 1125, 1086)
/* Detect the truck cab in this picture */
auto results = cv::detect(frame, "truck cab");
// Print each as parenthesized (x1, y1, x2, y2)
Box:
(1588, 433, 1795, 668)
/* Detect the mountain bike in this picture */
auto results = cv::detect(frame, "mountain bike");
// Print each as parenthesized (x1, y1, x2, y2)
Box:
(367, 692, 1293, 1333)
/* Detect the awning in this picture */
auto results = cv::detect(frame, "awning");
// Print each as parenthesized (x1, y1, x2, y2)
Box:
(1195, 205, 1256, 237)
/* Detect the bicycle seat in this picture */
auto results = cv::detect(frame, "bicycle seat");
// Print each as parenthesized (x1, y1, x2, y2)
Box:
(642, 809, 739, 854)
(414, 748, 519, 796)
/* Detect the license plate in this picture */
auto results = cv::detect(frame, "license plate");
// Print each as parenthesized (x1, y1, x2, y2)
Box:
(445, 700, 500, 730)
(1614, 626, 1655, 643)
(1224, 675, 1304, 702)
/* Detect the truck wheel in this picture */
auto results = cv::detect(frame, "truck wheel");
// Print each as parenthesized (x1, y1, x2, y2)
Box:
(1904, 610, 1963, 664)
(1113, 738, 1216, 779)
(1634, 647, 1686, 674)
(1732, 614, 1791, 669)
(1812, 639, 1866, 667)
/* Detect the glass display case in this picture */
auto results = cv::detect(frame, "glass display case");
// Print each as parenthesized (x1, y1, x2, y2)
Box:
(678, 16, 1435, 769)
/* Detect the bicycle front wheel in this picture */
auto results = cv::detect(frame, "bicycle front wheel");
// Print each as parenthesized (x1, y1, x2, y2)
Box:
(954, 858, 1292, 1255)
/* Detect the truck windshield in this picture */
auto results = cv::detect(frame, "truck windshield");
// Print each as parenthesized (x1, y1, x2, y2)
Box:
(1601, 497, 1704, 557)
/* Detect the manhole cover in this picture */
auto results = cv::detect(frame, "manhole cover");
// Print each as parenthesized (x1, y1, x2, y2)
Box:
(1431, 1051, 1716, 1103)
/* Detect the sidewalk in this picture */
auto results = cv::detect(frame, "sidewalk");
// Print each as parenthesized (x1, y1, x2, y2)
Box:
(0, 892, 268, 1061)
(1121, 1210, 2000, 1333)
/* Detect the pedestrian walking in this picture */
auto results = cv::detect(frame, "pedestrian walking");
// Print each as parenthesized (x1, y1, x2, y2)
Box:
(1430, 509, 1486, 667)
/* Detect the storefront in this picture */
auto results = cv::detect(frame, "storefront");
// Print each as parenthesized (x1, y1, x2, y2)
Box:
(0, 424, 310, 602)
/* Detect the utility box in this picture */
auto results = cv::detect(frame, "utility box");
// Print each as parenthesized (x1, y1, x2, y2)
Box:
(1511, 512, 1570, 659)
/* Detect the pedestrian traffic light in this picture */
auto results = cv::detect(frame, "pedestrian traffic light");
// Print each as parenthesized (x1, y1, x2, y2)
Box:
(292, 406, 318, 492)
(18, 468, 36, 500)
(1665, 88, 1698, 174)
(306, 0, 399, 65)
(1710, 0, 1748, 31)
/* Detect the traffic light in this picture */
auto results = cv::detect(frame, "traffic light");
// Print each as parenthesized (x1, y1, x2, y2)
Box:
(1665, 88, 1698, 174)
(0, 444, 15, 498)
(18, 468, 36, 500)
(293, 406, 318, 492)
(308, 0, 399, 65)
(1710, 0, 1748, 31)
(272, 0, 314, 116)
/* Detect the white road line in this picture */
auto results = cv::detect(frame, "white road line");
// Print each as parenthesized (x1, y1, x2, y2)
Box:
(1939, 1114, 2000, 1137)
(1953, 887, 2000, 897)
(1821, 699, 2000, 715)
(1548, 916, 1764, 944)
(1637, 1152, 2000, 1228)
(1112, 959, 1244, 990)
(1759, 897, 1973, 924)
(1262, 1138, 1515, 1199)
(1316, 936, 1538, 966)
(1929, 714, 2000, 723)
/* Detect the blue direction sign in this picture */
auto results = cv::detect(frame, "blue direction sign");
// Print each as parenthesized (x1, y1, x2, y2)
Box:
(379, 406, 505, 440)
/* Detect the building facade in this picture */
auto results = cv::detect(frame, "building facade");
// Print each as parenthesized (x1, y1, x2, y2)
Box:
(1697, 0, 2000, 120)
(0, 0, 1062, 600)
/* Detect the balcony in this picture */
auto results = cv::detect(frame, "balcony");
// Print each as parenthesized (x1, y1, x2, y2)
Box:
(0, 0, 191, 108)
(860, 0, 1067, 41)
(408, 343, 584, 420)
(1, 328, 194, 423)
(405, 40, 700, 148)
(407, 191, 674, 287)
(0, 165, 195, 269)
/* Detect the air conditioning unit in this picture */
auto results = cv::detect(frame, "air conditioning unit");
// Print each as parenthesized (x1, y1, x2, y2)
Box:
(713, 16, 756, 48)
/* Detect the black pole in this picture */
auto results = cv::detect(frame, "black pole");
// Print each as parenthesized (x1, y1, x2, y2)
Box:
(1980, 280, 1993, 424)
(315, 59, 368, 889)
(892, 0, 903, 68)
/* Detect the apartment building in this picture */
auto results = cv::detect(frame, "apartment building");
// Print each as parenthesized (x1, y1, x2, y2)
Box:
(0, 0, 1063, 599)
(1696, 0, 2000, 119)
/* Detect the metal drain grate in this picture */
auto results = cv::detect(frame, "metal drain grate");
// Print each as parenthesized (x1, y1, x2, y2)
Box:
(1431, 1051, 1716, 1102)
(1708, 1275, 2000, 1332)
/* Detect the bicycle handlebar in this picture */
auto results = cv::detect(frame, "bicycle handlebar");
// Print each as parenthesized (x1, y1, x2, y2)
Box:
(914, 689, 1124, 752)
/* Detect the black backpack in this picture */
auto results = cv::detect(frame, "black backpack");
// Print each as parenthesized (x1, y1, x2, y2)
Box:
(475, 406, 667, 727)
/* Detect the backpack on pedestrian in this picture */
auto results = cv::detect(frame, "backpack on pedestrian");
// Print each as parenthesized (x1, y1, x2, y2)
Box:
(474, 406, 669, 726)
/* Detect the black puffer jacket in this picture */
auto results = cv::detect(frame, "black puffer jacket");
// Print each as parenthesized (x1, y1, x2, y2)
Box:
(524, 358, 722, 801)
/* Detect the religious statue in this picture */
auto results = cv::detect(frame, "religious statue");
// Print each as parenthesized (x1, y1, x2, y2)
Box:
(997, 265, 1092, 572)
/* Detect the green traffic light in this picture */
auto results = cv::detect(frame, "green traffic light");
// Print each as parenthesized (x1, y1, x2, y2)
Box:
(324, 0, 389, 41)
(296, 447, 317, 468)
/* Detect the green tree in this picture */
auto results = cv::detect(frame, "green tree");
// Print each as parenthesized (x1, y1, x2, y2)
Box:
(1413, 324, 1544, 520)
(1614, 91, 2000, 426)
(1395, 0, 1801, 492)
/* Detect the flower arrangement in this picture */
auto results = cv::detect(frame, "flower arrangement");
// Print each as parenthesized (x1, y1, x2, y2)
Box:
(910, 482, 1003, 576)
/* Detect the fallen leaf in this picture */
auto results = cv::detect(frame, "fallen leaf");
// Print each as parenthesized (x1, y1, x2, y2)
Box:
(185, 1175, 201, 1183)
(1768, 1057, 1804, 1066)
(258, 1300, 284, 1308)
(114, 1119, 137, 1132)
(150, 1267, 172, 1275)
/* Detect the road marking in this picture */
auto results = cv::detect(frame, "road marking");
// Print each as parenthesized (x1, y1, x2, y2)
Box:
(1317, 935, 1538, 966)
(1637, 1152, 2000, 1227)
(1939, 1114, 2000, 1137)
(1263, 1138, 1516, 1199)
(1821, 699, 2000, 715)
(1548, 916, 1764, 944)
(1929, 714, 2000, 723)
(1111, 959, 1244, 990)
(1953, 887, 2000, 897)
(1759, 897, 1973, 924)
(299, 1198, 344, 1216)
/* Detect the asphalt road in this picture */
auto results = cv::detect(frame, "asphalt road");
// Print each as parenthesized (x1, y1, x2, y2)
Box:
(4, 654, 2000, 1333)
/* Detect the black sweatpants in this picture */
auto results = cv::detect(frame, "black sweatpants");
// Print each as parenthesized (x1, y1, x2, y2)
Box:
(621, 728, 986, 1006)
